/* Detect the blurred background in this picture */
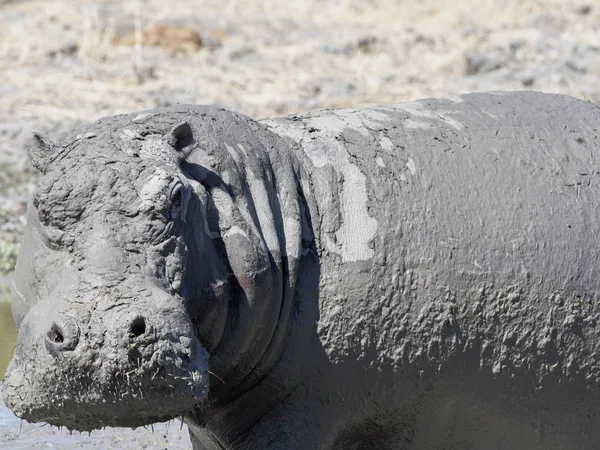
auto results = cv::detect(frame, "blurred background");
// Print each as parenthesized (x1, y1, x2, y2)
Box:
(0, 0, 598, 447)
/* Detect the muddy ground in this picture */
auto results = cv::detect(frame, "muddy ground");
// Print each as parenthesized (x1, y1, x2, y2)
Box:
(0, 0, 599, 448)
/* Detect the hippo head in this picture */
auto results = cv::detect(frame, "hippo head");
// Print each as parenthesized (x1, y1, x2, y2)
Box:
(2, 106, 306, 433)
(2, 121, 213, 430)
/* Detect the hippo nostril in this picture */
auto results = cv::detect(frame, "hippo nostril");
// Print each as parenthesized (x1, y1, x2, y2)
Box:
(47, 325, 64, 343)
(129, 316, 146, 338)
(44, 319, 79, 355)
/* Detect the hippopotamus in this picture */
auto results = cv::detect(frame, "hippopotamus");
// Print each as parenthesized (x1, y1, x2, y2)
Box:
(4, 91, 600, 449)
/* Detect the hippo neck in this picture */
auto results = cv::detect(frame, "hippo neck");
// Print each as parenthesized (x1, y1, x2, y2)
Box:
(186, 155, 320, 446)
(180, 109, 316, 406)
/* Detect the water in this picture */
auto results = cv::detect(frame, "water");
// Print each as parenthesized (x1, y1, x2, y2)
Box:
(0, 279, 16, 380)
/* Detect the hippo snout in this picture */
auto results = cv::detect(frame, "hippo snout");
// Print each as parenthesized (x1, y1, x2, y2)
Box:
(3, 293, 210, 431)
(44, 317, 79, 355)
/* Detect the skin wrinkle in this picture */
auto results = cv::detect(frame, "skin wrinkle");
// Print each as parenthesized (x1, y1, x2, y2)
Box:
(230, 134, 301, 392)
(169, 119, 285, 393)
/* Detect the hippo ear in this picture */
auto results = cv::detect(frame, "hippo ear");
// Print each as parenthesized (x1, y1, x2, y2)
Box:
(27, 133, 56, 173)
(167, 122, 194, 155)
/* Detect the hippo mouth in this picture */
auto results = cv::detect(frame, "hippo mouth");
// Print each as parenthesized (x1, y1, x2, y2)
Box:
(2, 306, 210, 432)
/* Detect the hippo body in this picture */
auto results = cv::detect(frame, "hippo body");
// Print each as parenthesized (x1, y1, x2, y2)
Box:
(4, 91, 600, 449)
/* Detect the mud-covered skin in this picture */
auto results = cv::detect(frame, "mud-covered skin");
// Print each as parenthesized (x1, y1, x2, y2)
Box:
(3, 104, 311, 441)
(5, 91, 600, 449)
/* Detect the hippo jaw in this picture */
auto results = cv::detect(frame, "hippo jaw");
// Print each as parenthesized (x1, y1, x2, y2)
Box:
(2, 291, 210, 431)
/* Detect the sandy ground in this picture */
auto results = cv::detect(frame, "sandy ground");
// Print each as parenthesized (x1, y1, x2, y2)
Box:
(0, 0, 599, 448)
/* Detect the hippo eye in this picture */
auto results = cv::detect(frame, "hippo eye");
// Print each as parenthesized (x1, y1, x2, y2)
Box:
(169, 183, 185, 220)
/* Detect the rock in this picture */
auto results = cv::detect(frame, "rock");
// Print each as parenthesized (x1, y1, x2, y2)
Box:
(522, 75, 535, 86)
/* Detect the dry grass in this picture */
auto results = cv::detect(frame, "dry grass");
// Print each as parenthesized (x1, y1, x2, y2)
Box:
(0, 0, 597, 123)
